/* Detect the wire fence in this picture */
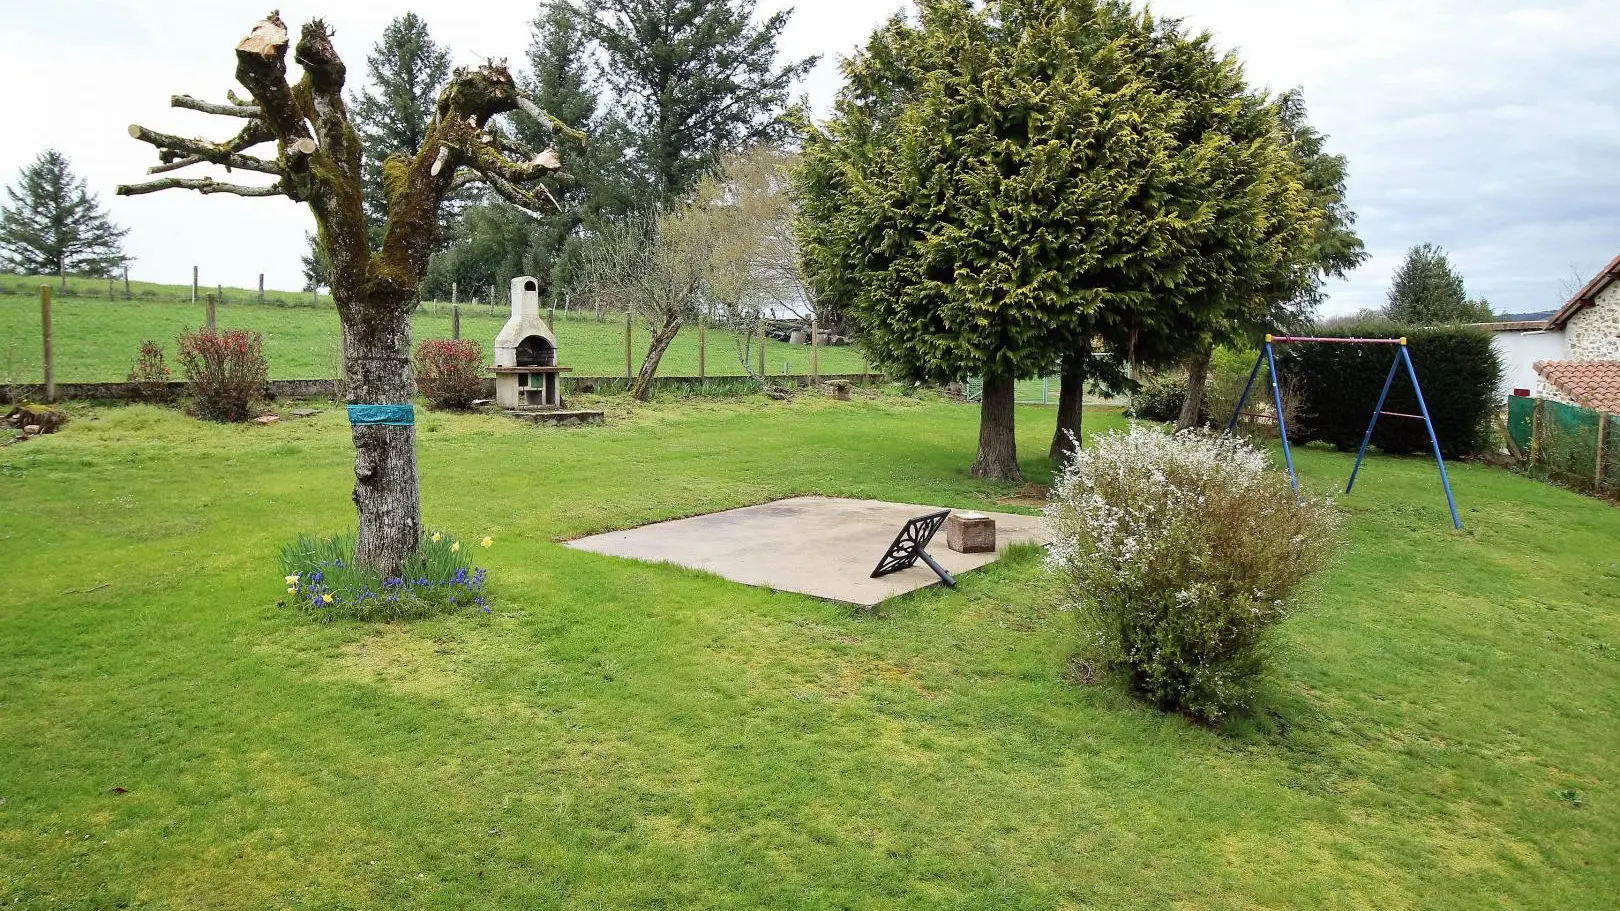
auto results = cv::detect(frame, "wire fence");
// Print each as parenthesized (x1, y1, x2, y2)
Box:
(1508, 394, 1618, 499)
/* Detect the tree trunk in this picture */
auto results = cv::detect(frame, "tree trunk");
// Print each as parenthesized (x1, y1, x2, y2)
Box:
(628, 314, 683, 402)
(341, 309, 422, 575)
(971, 373, 1022, 482)
(1050, 342, 1090, 463)
(1177, 347, 1213, 431)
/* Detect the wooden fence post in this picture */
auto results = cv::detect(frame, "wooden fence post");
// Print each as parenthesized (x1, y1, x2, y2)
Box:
(206, 295, 217, 330)
(192, 265, 199, 303)
(452, 305, 461, 340)
(810, 316, 820, 384)
(1530, 398, 1544, 467)
(123, 263, 131, 300)
(258, 273, 265, 303)
(697, 310, 706, 382)
(1597, 413, 1610, 490)
(548, 306, 555, 332)
(40, 285, 54, 403)
(757, 318, 767, 382)
(624, 309, 633, 379)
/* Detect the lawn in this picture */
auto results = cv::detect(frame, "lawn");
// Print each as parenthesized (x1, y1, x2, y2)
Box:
(1, 392, 1617, 909)
(0, 274, 868, 383)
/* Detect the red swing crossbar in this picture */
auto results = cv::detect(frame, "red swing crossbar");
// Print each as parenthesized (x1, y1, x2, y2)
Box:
(1267, 336, 1405, 345)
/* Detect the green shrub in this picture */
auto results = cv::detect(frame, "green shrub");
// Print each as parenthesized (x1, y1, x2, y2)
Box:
(280, 531, 493, 622)
(1278, 320, 1501, 458)
(176, 327, 268, 422)
(1045, 428, 1338, 722)
(1126, 371, 1192, 424)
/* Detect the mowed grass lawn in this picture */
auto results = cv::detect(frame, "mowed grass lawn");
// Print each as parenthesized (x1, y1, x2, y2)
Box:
(0, 275, 867, 383)
(1, 393, 1617, 909)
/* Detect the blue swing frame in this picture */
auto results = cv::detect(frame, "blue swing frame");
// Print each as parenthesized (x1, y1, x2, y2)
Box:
(1225, 334, 1462, 529)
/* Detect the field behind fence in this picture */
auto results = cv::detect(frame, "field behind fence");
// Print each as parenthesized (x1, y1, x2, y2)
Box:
(0, 275, 869, 385)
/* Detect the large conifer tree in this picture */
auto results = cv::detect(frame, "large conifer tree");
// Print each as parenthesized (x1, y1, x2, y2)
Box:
(0, 150, 127, 284)
(799, 0, 1316, 480)
(584, 0, 817, 204)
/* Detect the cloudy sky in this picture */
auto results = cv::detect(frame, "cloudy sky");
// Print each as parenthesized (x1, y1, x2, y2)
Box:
(2, 0, 1615, 316)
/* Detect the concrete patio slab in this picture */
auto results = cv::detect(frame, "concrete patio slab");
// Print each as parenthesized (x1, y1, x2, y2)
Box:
(563, 496, 1048, 606)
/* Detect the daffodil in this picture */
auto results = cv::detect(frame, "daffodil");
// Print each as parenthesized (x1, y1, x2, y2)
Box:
(480, 536, 493, 548)
(286, 586, 296, 594)
(321, 593, 334, 604)
(430, 531, 443, 543)
(284, 574, 299, 585)
(450, 541, 461, 553)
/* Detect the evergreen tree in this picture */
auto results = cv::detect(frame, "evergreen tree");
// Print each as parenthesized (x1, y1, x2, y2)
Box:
(799, 0, 1316, 480)
(349, 13, 454, 239)
(584, 0, 817, 204)
(0, 150, 128, 284)
(1385, 243, 1493, 324)
(1169, 87, 1368, 432)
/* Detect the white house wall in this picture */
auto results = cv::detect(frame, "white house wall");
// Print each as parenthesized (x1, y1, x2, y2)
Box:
(1491, 330, 1567, 399)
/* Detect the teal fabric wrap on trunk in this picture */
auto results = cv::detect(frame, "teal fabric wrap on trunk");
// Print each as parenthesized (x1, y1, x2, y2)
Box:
(346, 405, 415, 426)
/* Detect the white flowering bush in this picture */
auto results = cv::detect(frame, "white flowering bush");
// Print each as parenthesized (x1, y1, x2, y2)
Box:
(1045, 427, 1338, 722)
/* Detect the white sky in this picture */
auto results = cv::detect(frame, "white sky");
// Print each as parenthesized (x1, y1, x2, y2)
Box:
(2, 0, 1615, 316)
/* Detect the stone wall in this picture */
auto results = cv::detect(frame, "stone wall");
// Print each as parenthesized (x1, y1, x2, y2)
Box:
(1567, 281, 1620, 360)
(7, 373, 885, 404)
(1535, 376, 1580, 407)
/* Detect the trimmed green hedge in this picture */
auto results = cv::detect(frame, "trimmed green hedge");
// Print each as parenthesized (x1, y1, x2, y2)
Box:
(1278, 320, 1501, 458)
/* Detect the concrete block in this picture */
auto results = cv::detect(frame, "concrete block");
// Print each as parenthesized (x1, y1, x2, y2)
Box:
(946, 511, 996, 554)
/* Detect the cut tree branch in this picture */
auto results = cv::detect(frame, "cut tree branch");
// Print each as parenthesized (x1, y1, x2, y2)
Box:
(171, 94, 261, 117)
(127, 124, 283, 176)
(116, 176, 288, 198)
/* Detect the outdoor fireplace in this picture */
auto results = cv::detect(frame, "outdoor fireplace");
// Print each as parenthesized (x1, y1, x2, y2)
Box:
(493, 276, 569, 410)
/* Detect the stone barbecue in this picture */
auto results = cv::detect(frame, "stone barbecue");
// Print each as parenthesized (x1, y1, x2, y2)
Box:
(493, 276, 568, 410)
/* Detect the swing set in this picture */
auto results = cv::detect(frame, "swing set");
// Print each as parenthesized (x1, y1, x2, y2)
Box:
(1226, 334, 1462, 529)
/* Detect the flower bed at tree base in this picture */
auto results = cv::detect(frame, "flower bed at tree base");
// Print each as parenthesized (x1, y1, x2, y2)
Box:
(280, 530, 494, 622)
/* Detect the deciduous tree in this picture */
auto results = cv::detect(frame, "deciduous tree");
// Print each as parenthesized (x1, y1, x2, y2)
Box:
(118, 12, 570, 572)
(0, 150, 128, 284)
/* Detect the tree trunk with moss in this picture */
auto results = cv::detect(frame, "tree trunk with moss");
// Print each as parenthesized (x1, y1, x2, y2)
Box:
(118, 13, 570, 574)
(629, 315, 683, 402)
(971, 373, 1022, 482)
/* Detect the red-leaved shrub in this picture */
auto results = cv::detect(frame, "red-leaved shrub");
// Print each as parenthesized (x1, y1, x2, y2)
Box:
(128, 340, 175, 404)
(414, 339, 485, 410)
(176, 327, 268, 422)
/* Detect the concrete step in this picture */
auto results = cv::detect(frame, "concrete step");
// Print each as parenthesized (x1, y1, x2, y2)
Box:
(503, 409, 604, 426)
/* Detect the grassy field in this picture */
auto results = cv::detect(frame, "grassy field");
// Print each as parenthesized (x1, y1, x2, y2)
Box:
(1, 393, 1617, 909)
(0, 274, 868, 383)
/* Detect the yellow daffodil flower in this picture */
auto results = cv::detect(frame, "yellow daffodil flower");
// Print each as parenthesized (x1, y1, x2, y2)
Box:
(322, 593, 334, 604)
(286, 587, 296, 594)
(284, 574, 299, 585)
(480, 536, 493, 548)
(451, 541, 461, 553)
(430, 531, 443, 543)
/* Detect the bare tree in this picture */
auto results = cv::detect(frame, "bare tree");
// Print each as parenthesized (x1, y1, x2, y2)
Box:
(118, 12, 569, 572)
(578, 210, 711, 401)
(696, 146, 822, 377)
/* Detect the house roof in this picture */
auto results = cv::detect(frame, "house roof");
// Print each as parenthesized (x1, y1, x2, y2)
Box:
(1549, 252, 1620, 330)
(1534, 360, 1620, 414)
(1468, 319, 1551, 332)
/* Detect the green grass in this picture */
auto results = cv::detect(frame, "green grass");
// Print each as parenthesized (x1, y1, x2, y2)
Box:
(0, 273, 869, 383)
(1, 392, 1617, 909)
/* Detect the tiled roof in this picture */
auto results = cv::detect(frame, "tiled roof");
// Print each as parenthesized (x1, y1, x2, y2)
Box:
(1534, 360, 1620, 414)
(1549, 252, 1620, 330)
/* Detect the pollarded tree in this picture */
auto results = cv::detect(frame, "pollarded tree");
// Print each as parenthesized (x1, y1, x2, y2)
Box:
(798, 0, 1197, 481)
(351, 12, 455, 236)
(118, 13, 570, 572)
(0, 150, 128, 284)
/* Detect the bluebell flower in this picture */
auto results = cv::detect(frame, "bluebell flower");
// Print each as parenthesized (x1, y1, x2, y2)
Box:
(384, 576, 403, 588)
(311, 570, 325, 584)
(452, 568, 469, 585)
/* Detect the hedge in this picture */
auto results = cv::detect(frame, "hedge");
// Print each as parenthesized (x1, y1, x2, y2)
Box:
(1277, 319, 1501, 459)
